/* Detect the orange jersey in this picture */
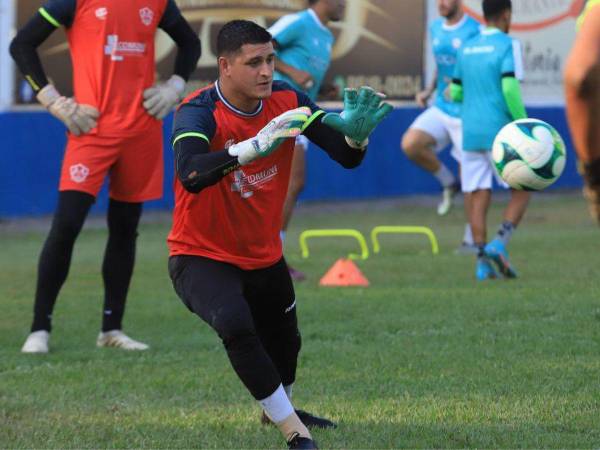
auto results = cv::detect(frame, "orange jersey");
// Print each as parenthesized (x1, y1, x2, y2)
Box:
(168, 81, 320, 270)
(41, 0, 174, 136)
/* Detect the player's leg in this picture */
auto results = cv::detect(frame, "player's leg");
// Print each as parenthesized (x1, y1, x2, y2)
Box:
(281, 137, 307, 282)
(243, 258, 336, 430)
(445, 114, 476, 252)
(22, 135, 114, 353)
(461, 150, 496, 280)
(456, 191, 477, 254)
(485, 188, 531, 279)
(168, 255, 315, 447)
(97, 128, 164, 349)
(21, 191, 95, 353)
(401, 107, 458, 215)
(96, 199, 148, 350)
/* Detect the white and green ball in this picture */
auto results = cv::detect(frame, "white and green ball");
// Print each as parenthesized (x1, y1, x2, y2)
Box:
(492, 118, 566, 191)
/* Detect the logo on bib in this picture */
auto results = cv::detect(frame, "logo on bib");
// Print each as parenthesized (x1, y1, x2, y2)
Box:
(139, 7, 154, 26)
(95, 7, 107, 20)
(70, 163, 89, 183)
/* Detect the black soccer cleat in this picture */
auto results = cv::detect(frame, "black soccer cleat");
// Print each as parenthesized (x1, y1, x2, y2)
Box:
(261, 409, 337, 430)
(295, 409, 337, 429)
(287, 433, 319, 449)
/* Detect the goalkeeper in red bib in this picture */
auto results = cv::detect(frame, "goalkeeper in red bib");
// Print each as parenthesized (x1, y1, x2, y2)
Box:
(10, 0, 201, 353)
(168, 20, 391, 450)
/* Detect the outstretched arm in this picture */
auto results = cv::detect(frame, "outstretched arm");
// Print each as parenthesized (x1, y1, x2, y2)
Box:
(172, 104, 310, 193)
(301, 112, 367, 169)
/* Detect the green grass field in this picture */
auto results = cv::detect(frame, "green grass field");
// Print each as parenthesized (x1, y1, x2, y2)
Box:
(1, 192, 600, 449)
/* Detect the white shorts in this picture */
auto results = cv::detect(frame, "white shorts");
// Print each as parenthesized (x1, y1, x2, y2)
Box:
(295, 135, 309, 151)
(410, 106, 462, 161)
(460, 150, 509, 193)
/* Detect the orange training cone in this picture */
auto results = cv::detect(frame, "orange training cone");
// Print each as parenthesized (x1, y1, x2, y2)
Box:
(319, 258, 370, 287)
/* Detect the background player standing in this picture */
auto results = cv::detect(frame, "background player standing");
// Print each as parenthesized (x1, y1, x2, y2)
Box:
(401, 0, 479, 251)
(10, 0, 201, 353)
(268, 0, 345, 281)
(450, 0, 530, 280)
(565, 0, 600, 223)
(168, 20, 391, 450)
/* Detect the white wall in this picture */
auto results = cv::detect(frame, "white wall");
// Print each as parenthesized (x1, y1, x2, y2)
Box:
(0, 0, 15, 110)
(425, 0, 577, 106)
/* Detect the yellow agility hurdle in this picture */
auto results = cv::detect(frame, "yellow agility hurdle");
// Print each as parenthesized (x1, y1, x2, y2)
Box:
(370, 226, 439, 255)
(299, 229, 369, 260)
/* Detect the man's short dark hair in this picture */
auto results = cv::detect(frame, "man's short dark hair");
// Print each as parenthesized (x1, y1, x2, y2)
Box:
(216, 20, 272, 56)
(482, 0, 512, 20)
(308, 0, 319, 4)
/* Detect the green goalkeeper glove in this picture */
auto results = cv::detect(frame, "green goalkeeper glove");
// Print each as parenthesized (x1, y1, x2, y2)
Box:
(322, 86, 393, 148)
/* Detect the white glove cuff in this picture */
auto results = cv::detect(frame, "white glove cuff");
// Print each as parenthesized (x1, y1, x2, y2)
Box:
(228, 139, 260, 166)
(167, 75, 186, 98)
(36, 84, 61, 108)
(345, 136, 368, 150)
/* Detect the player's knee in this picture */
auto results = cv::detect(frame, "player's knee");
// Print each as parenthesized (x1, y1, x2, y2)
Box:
(401, 131, 424, 160)
(48, 216, 83, 246)
(214, 310, 257, 348)
(107, 202, 141, 241)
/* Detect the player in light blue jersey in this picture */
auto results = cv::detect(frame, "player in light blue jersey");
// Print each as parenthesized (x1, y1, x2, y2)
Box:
(268, 0, 344, 281)
(401, 0, 480, 253)
(450, 0, 530, 280)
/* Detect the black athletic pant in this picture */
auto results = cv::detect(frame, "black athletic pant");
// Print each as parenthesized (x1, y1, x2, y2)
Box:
(31, 190, 142, 333)
(168, 255, 301, 400)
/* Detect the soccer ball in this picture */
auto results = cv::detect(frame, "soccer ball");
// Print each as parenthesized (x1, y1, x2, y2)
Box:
(492, 119, 567, 191)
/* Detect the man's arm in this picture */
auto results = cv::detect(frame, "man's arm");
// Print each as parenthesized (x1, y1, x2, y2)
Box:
(174, 136, 239, 193)
(302, 112, 367, 169)
(565, 2, 600, 164)
(500, 40, 526, 120)
(268, 14, 313, 89)
(9, 0, 98, 136)
(9, 0, 76, 93)
(274, 54, 313, 90)
(143, 0, 202, 120)
(158, 0, 201, 82)
(173, 103, 310, 193)
(565, 2, 600, 223)
(501, 75, 526, 120)
(416, 68, 438, 108)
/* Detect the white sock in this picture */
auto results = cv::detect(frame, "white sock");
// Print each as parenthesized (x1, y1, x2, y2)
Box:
(463, 223, 474, 245)
(258, 384, 294, 423)
(283, 384, 293, 400)
(434, 164, 456, 188)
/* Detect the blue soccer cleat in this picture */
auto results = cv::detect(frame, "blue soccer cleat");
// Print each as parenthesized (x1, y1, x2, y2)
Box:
(484, 239, 517, 278)
(476, 257, 498, 280)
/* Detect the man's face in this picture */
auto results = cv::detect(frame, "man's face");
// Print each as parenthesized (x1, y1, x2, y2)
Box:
(325, 0, 346, 22)
(220, 42, 275, 100)
(437, 0, 461, 18)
